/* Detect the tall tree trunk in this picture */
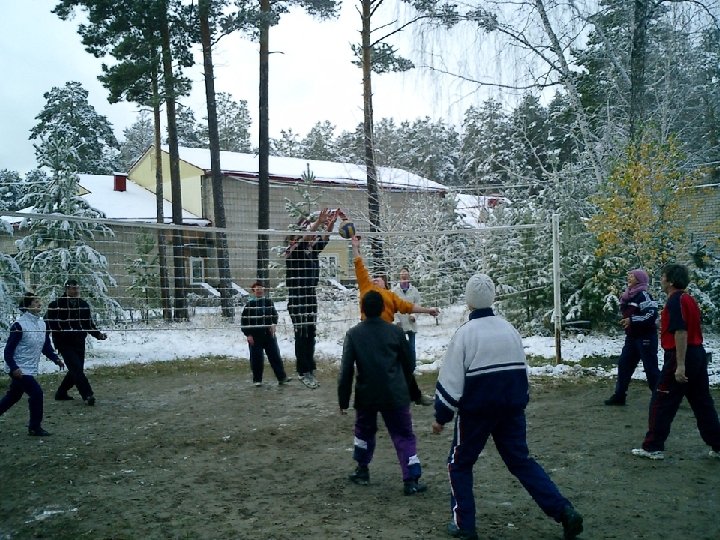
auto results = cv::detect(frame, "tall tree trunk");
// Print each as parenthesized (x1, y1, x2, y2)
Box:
(361, 0, 385, 275)
(629, 0, 650, 143)
(160, 7, 188, 321)
(256, 0, 271, 282)
(152, 71, 172, 321)
(199, 0, 234, 319)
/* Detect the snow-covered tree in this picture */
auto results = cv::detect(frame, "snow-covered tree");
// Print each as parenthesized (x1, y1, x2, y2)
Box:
(301, 121, 339, 161)
(272, 128, 303, 157)
(173, 103, 206, 148)
(0, 220, 25, 332)
(30, 81, 119, 174)
(15, 136, 121, 322)
(688, 241, 720, 331)
(118, 110, 154, 171)
(125, 231, 160, 323)
(381, 191, 470, 307)
(0, 170, 29, 212)
(200, 92, 252, 153)
(458, 100, 514, 188)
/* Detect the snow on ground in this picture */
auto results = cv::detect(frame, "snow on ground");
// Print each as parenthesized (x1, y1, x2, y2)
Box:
(33, 300, 720, 385)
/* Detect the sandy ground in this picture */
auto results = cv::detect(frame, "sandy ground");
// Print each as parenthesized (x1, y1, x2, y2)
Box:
(1, 358, 719, 540)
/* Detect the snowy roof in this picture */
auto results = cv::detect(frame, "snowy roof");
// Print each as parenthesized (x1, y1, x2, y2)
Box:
(171, 146, 447, 193)
(78, 174, 207, 225)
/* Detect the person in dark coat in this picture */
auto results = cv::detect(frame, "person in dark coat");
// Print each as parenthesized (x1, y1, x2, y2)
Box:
(338, 290, 426, 496)
(240, 281, 290, 387)
(605, 268, 659, 405)
(285, 208, 338, 389)
(45, 280, 107, 406)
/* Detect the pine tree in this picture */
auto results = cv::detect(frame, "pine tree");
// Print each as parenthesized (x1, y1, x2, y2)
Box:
(173, 103, 207, 147)
(689, 241, 720, 331)
(382, 192, 470, 307)
(118, 110, 154, 171)
(0, 170, 27, 212)
(458, 100, 513, 188)
(29, 81, 119, 174)
(126, 232, 161, 323)
(0, 220, 25, 332)
(200, 92, 252, 152)
(15, 137, 121, 322)
(272, 129, 303, 157)
(283, 165, 321, 225)
(300, 121, 339, 161)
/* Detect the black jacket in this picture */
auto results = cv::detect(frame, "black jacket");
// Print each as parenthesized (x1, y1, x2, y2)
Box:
(285, 237, 328, 300)
(45, 296, 102, 346)
(620, 290, 658, 338)
(241, 297, 279, 340)
(338, 317, 419, 410)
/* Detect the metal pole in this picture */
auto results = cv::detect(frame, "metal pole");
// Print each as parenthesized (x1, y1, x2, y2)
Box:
(552, 213, 562, 365)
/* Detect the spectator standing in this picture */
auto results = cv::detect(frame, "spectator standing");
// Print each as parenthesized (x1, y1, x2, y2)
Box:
(632, 263, 720, 460)
(1, 292, 64, 436)
(392, 267, 422, 366)
(338, 290, 427, 496)
(605, 268, 659, 406)
(45, 280, 107, 406)
(433, 273, 583, 540)
(285, 208, 338, 389)
(240, 281, 290, 387)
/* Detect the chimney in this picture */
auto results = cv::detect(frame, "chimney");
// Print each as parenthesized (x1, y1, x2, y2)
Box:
(113, 172, 127, 192)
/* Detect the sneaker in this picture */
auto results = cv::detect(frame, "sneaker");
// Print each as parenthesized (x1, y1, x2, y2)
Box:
(54, 393, 74, 401)
(348, 466, 370, 485)
(300, 373, 318, 389)
(253, 381, 262, 387)
(560, 505, 583, 540)
(631, 448, 664, 460)
(709, 450, 720, 459)
(447, 522, 479, 540)
(604, 393, 626, 406)
(278, 378, 291, 386)
(28, 427, 51, 437)
(403, 479, 427, 496)
(85, 395, 96, 406)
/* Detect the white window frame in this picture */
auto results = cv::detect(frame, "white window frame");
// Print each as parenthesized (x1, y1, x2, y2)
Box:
(189, 257, 205, 285)
(319, 253, 339, 280)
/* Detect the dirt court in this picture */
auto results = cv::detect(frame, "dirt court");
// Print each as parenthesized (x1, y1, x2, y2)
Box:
(1, 357, 719, 540)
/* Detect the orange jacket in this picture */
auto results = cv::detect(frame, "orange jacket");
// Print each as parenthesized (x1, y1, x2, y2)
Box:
(354, 256, 414, 323)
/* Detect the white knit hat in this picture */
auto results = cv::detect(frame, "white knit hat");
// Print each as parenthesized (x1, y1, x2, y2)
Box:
(465, 273, 495, 309)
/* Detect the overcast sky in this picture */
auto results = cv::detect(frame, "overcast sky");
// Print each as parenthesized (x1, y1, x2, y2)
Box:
(0, 0, 482, 174)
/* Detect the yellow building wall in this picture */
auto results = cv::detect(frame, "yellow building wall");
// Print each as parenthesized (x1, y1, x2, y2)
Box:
(128, 147, 205, 218)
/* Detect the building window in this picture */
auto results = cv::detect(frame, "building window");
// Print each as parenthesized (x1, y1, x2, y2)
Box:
(320, 254, 338, 280)
(190, 257, 205, 284)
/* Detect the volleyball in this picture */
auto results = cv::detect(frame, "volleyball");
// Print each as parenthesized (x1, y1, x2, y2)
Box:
(338, 220, 356, 239)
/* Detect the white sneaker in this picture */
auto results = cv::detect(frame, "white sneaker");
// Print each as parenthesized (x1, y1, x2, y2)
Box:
(253, 382, 262, 387)
(631, 448, 665, 460)
(709, 450, 720, 459)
